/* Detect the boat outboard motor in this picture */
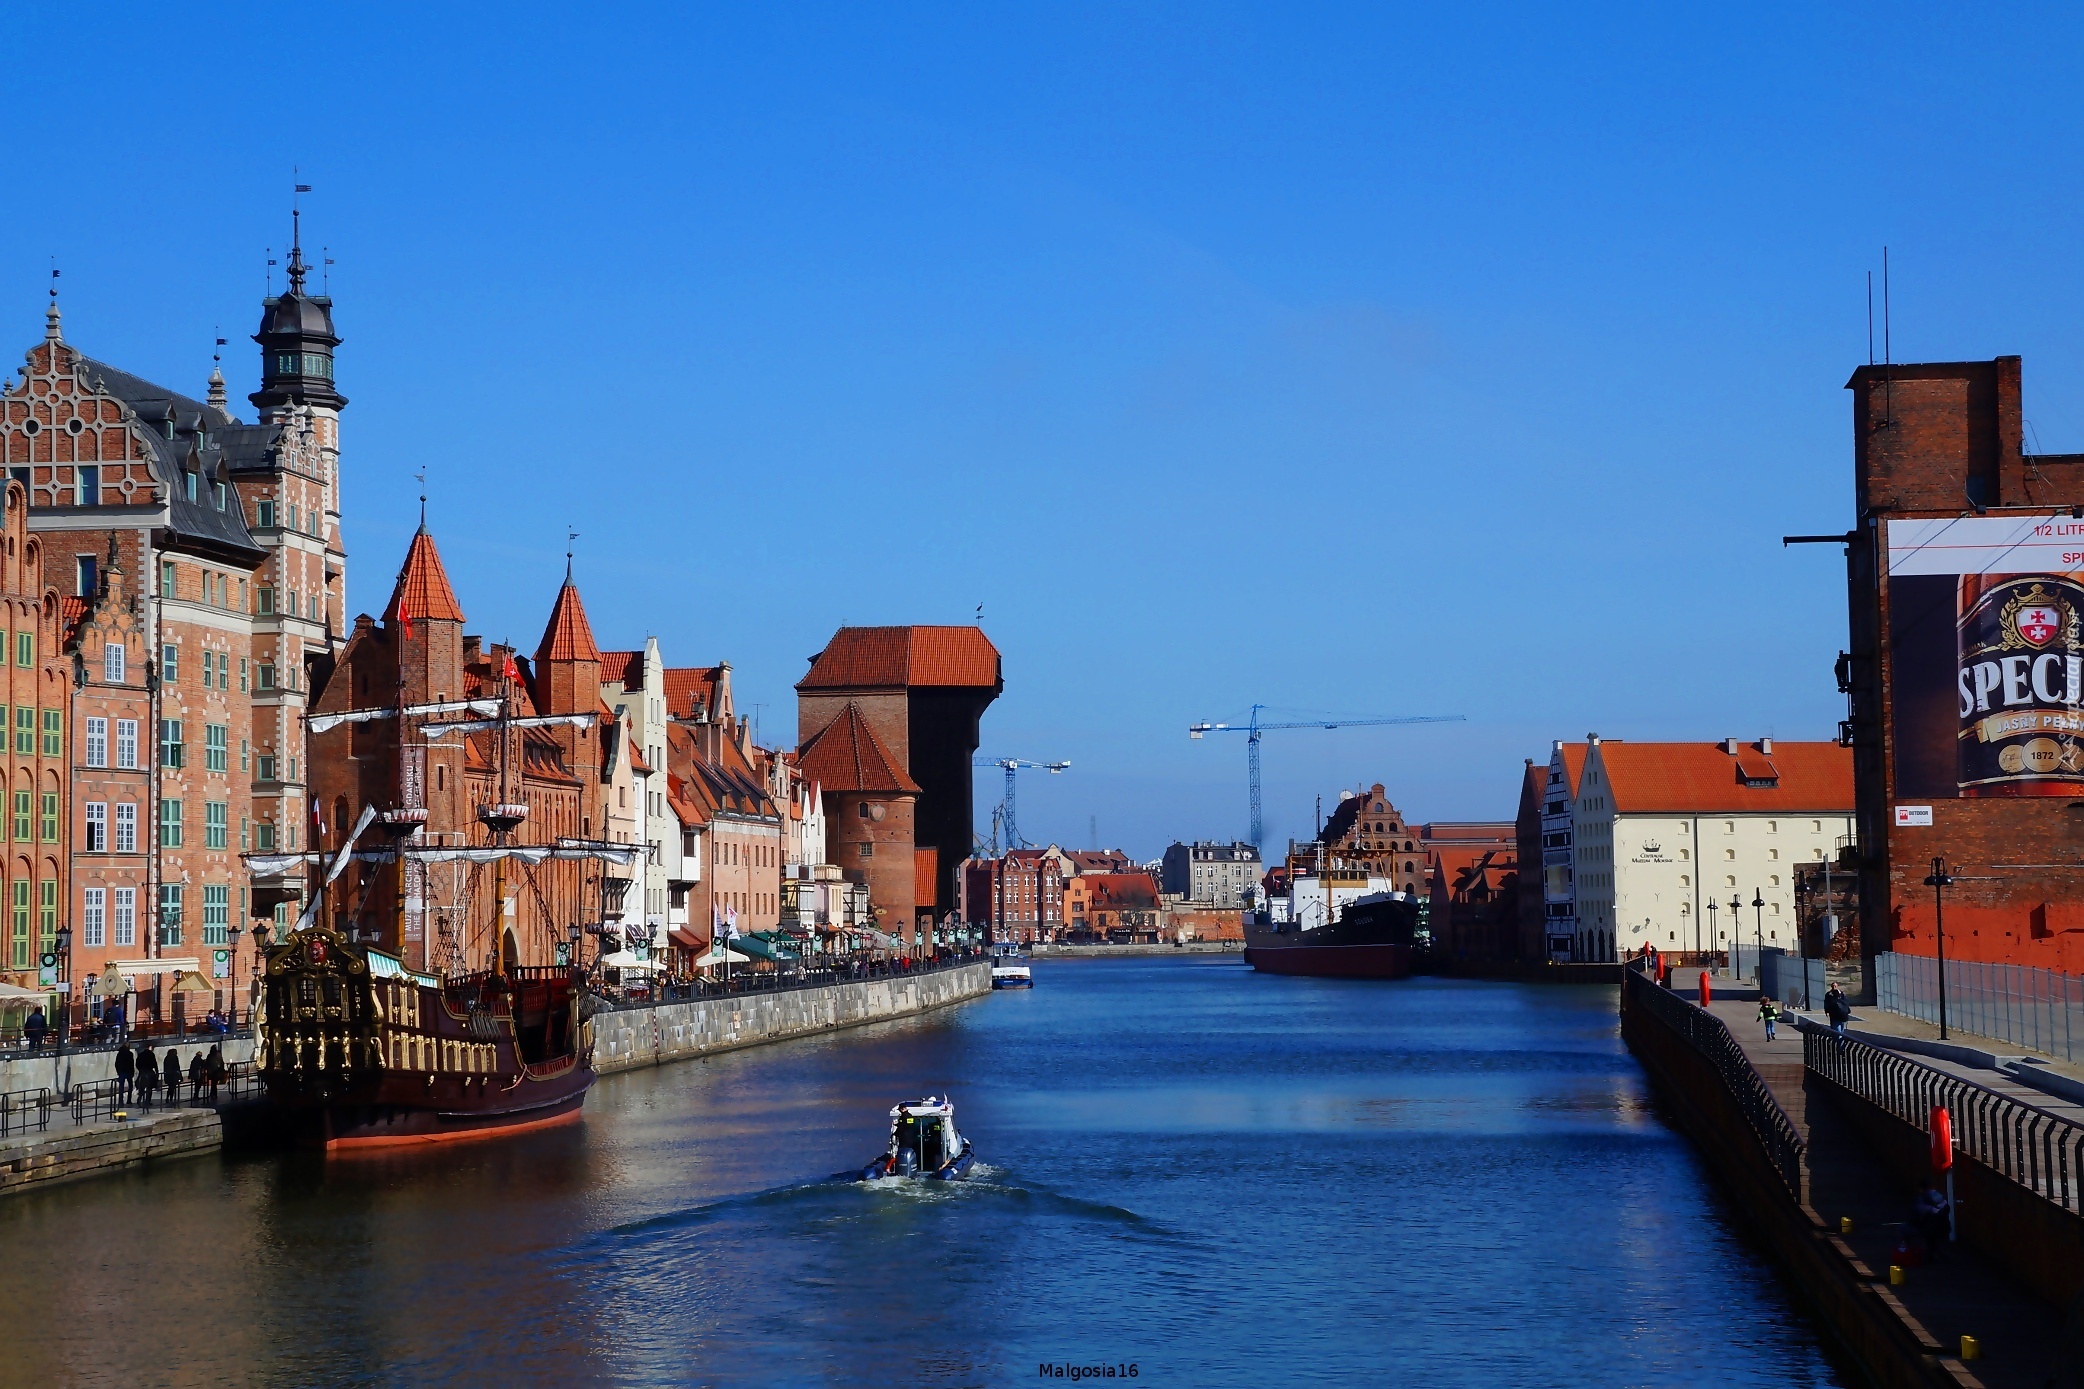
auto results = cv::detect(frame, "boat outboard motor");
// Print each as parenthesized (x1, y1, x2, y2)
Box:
(895, 1146, 919, 1178)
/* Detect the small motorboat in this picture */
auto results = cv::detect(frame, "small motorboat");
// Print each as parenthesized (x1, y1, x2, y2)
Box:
(858, 1096, 975, 1181)
(990, 953, 1033, 989)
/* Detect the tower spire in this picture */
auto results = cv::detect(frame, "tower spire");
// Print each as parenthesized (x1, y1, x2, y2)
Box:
(415, 469, 428, 532)
(287, 176, 312, 293)
(44, 263, 61, 342)
(565, 528, 578, 584)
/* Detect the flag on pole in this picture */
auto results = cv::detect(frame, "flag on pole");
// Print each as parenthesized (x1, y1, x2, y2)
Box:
(502, 652, 521, 684)
(397, 590, 413, 639)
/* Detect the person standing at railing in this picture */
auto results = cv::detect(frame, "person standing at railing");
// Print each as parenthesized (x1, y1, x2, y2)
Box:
(135, 1043, 158, 1108)
(188, 1051, 207, 1104)
(205, 1044, 224, 1102)
(113, 1043, 135, 1104)
(162, 1049, 182, 1105)
(23, 1006, 47, 1052)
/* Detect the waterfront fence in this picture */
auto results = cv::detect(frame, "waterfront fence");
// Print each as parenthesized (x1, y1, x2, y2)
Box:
(68, 1061, 259, 1127)
(590, 949, 985, 1013)
(1874, 951, 2084, 1063)
(1804, 1027, 2084, 1217)
(1624, 962, 1806, 1195)
(0, 1088, 52, 1136)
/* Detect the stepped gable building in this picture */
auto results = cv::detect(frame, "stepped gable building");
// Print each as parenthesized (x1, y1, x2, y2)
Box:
(667, 711, 783, 946)
(796, 702, 918, 939)
(0, 241, 346, 1020)
(1512, 758, 1549, 962)
(307, 529, 623, 975)
(0, 482, 69, 991)
(796, 625, 1000, 924)
(1839, 356, 2084, 973)
(1315, 785, 1425, 896)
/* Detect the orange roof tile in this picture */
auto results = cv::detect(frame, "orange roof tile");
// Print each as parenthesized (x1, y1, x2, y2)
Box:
(664, 665, 727, 719)
(798, 625, 1001, 690)
(536, 580, 602, 664)
(60, 595, 87, 644)
(797, 701, 920, 794)
(1596, 741, 1853, 814)
(385, 528, 466, 626)
(600, 649, 644, 690)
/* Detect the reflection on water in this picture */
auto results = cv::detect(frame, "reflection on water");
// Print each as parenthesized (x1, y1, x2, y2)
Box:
(0, 959, 1846, 1388)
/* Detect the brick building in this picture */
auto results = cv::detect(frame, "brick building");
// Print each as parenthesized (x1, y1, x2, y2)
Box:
(1, 243, 344, 1019)
(796, 702, 916, 940)
(1315, 785, 1426, 896)
(1158, 840, 1261, 906)
(959, 845, 1071, 943)
(306, 532, 634, 975)
(1428, 842, 1520, 963)
(1065, 870, 1162, 942)
(1840, 356, 2084, 974)
(796, 626, 1000, 929)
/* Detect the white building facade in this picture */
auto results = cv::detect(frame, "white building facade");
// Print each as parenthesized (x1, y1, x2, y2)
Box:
(1569, 736, 1854, 963)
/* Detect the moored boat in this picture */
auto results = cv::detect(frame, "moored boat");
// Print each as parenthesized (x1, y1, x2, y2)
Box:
(990, 949, 1033, 989)
(858, 1096, 975, 1180)
(256, 926, 596, 1149)
(1243, 890, 1417, 980)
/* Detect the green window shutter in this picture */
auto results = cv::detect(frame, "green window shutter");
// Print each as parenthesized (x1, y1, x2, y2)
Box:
(41, 709, 60, 757)
(39, 792, 56, 843)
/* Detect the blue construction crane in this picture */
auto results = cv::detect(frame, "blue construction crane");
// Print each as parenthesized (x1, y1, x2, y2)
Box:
(974, 757, 1070, 852)
(1188, 705, 1465, 848)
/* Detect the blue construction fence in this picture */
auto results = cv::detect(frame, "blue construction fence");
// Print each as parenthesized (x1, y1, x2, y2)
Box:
(1874, 951, 2084, 1063)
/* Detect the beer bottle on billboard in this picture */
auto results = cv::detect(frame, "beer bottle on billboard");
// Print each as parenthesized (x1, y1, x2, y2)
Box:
(1957, 571, 2084, 796)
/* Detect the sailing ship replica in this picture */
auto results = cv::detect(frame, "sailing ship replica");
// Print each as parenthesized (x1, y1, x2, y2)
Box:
(251, 694, 634, 1148)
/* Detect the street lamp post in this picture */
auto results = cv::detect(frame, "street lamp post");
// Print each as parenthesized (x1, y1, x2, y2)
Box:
(1794, 872, 1812, 1012)
(1731, 894, 1745, 978)
(1707, 899, 1718, 965)
(1752, 890, 1766, 993)
(1924, 858, 1953, 1040)
(53, 923, 71, 1046)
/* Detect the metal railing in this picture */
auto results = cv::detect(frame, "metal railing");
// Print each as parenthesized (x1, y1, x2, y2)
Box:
(1874, 951, 2084, 1062)
(1625, 960, 1807, 1196)
(0, 1087, 52, 1136)
(1805, 1026, 2084, 1216)
(69, 1061, 261, 1127)
(590, 949, 987, 1013)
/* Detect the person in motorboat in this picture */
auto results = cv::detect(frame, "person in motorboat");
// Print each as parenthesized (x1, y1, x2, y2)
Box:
(858, 1096, 975, 1182)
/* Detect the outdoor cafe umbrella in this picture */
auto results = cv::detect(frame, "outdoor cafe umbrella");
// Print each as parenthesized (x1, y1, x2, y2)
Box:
(91, 971, 131, 998)
(169, 971, 216, 994)
(694, 943, 757, 969)
(0, 982, 46, 1002)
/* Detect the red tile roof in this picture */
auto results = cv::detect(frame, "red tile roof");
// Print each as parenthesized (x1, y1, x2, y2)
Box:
(664, 665, 727, 719)
(1596, 741, 1853, 814)
(59, 596, 87, 644)
(798, 625, 1001, 690)
(796, 702, 920, 794)
(1556, 743, 1588, 797)
(385, 528, 466, 626)
(600, 649, 644, 691)
(536, 580, 602, 664)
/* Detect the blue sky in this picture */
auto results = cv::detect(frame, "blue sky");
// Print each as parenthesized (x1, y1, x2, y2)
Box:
(7, 5, 2083, 856)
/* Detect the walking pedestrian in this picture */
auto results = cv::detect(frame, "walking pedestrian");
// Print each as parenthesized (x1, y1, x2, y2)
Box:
(189, 1051, 207, 1102)
(1825, 986, 1851, 1037)
(1758, 995, 1780, 1041)
(23, 1005, 47, 1052)
(206, 1043, 225, 1102)
(135, 1044, 158, 1108)
(162, 1048, 182, 1105)
(113, 1043, 135, 1104)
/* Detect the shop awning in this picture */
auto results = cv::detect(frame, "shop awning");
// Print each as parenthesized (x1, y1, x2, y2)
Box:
(99, 958, 202, 981)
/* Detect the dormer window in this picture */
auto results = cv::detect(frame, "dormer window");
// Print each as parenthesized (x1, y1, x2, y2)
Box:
(213, 480, 226, 511)
(160, 418, 175, 440)
(184, 471, 198, 503)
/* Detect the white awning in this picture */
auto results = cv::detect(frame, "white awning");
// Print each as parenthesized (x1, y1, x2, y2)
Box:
(98, 958, 202, 979)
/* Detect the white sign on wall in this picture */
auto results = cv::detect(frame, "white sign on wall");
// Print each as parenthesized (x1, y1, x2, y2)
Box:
(1894, 805, 1934, 827)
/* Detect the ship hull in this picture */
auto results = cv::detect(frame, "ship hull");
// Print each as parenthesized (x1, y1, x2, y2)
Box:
(308, 1069, 593, 1150)
(1243, 941, 1412, 980)
(258, 927, 596, 1152)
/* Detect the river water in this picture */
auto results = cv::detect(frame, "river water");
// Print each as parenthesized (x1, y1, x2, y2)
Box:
(2, 957, 1848, 1388)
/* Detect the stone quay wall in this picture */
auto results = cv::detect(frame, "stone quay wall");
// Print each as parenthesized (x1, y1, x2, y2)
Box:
(591, 962, 991, 1075)
(0, 1037, 255, 1099)
(0, 1108, 221, 1198)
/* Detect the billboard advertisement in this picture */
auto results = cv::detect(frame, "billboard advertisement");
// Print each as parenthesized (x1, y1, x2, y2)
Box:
(1887, 514, 2084, 798)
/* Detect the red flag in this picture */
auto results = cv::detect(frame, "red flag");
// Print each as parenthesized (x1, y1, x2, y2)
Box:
(397, 591, 413, 640)
(502, 653, 520, 684)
